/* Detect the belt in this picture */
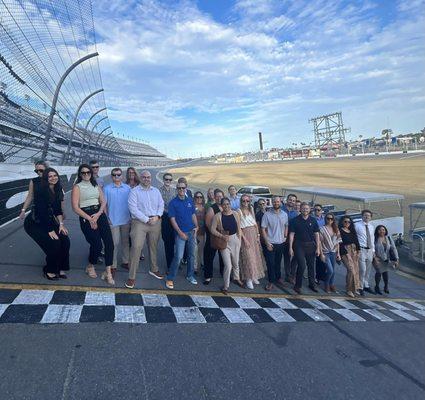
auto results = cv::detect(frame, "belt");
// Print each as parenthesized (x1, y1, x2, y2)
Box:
(149, 215, 161, 219)
(360, 246, 370, 250)
(81, 205, 100, 212)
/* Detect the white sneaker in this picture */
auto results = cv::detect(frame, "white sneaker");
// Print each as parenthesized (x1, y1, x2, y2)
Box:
(253, 279, 260, 285)
(246, 279, 254, 289)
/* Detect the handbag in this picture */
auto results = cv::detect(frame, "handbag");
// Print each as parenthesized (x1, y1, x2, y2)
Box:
(211, 214, 229, 250)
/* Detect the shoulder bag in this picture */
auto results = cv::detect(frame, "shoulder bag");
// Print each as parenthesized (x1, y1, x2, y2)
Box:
(211, 213, 229, 250)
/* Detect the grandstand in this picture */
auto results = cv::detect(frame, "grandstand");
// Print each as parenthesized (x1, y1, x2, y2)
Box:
(0, 0, 170, 167)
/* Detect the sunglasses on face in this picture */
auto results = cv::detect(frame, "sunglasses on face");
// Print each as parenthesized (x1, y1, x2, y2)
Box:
(315, 209, 322, 212)
(81, 171, 91, 175)
(242, 200, 250, 203)
(326, 217, 334, 220)
(34, 169, 45, 173)
(195, 195, 203, 198)
(343, 220, 351, 224)
(164, 178, 172, 182)
(112, 173, 122, 177)
(91, 166, 99, 169)
(177, 186, 186, 190)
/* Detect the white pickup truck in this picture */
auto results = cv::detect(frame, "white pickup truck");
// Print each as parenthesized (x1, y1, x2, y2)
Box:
(236, 186, 274, 207)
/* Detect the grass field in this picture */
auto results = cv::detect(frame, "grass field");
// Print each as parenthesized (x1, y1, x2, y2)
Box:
(169, 153, 425, 232)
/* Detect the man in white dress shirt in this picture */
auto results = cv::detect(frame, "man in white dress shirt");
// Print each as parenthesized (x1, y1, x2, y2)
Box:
(355, 210, 375, 295)
(126, 170, 164, 288)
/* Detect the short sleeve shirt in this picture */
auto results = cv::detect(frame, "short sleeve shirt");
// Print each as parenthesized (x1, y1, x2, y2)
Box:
(289, 215, 320, 243)
(168, 196, 196, 232)
(261, 209, 288, 244)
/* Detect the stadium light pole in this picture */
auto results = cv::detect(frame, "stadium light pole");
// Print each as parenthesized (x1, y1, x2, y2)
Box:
(79, 107, 107, 161)
(62, 88, 104, 165)
(41, 52, 99, 159)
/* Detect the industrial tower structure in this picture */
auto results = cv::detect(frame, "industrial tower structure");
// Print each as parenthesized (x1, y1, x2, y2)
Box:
(309, 112, 350, 149)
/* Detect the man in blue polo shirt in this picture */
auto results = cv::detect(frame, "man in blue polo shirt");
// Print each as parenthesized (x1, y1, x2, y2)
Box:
(104, 168, 131, 274)
(165, 181, 198, 289)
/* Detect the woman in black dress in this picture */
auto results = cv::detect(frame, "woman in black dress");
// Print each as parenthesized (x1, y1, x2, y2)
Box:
(24, 167, 70, 280)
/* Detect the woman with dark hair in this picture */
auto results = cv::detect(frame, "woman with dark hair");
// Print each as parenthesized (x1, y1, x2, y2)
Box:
(71, 164, 114, 285)
(210, 197, 243, 294)
(193, 191, 206, 274)
(125, 167, 140, 189)
(373, 225, 399, 294)
(319, 212, 341, 293)
(238, 194, 265, 289)
(338, 215, 361, 297)
(19, 160, 47, 220)
(24, 167, 70, 280)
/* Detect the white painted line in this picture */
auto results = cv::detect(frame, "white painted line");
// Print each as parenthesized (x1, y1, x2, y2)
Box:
(233, 296, 261, 309)
(301, 308, 332, 322)
(332, 299, 359, 309)
(360, 299, 385, 309)
(270, 298, 298, 309)
(84, 291, 115, 306)
(41, 305, 82, 323)
(0, 304, 9, 318)
(306, 299, 330, 309)
(191, 295, 219, 308)
(142, 294, 170, 307)
(384, 301, 409, 310)
(221, 308, 254, 323)
(406, 302, 425, 311)
(173, 307, 206, 323)
(264, 308, 296, 322)
(333, 309, 366, 321)
(389, 309, 420, 321)
(115, 306, 146, 323)
(362, 309, 393, 322)
(411, 309, 425, 318)
(12, 289, 54, 305)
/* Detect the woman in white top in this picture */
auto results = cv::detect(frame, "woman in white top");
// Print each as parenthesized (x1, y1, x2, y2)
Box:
(238, 195, 265, 289)
(319, 212, 341, 293)
(71, 164, 114, 285)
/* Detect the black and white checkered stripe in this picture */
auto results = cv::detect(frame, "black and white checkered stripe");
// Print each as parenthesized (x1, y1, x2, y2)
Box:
(1, 289, 424, 324)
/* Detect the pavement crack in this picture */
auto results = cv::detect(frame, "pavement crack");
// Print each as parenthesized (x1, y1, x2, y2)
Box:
(61, 347, 76, 400)
(330, 322, 425, 392)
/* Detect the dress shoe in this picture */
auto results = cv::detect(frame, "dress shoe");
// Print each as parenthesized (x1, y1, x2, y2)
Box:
(293, 287, 302, 295)
(384, 286, 389, 294)
(329, 285, 337, 292)
(374, 286, 383, 295)
(308, 285, 319, 293)
(364, 287, 375, 295)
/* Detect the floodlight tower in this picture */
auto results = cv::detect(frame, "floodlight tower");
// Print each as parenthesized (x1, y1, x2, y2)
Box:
(309, 111, 350, 149)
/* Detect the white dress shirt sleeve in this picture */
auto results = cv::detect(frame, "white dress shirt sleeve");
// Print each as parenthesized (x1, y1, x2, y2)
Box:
(155, 188, 164, 217)
(128, 188, 149, 223)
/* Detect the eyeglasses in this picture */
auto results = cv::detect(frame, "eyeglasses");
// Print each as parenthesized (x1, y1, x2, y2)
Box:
(164, 178, 172, 182)
(81, 171, 91, 175)
(34, 169, 45, 173)
(141, 176, 151, 179)
(112, 173, 122, 177)
(242, 200, 250, 203)
(326, 217, 334, 220)
(315, 209, 322, 212)
(343, 220, 351, 224)
(195, 195, 203, 198)
(177, 186, 186, 190)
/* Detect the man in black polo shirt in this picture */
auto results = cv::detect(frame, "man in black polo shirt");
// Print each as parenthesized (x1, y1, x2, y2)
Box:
(289, 202, 320, 294)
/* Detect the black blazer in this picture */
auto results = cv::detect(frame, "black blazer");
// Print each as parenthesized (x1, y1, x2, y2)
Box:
(33, 179, 63, 232)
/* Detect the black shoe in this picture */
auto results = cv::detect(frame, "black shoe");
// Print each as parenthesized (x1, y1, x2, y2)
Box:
(203, 279, 211, 285)
(359, 289, 365, 296)
(374, 286, 382, 295)
(364, 287, 375, 295)
(384, 286, 389, 294)
(58, 273, 67, 279)
(308, 285, 319, 293)
(43, 271, 59, 281)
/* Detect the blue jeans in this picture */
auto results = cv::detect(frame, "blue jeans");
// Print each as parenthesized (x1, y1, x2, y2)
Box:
(324, 252, 336, 286)
(166, 230, 196, 281)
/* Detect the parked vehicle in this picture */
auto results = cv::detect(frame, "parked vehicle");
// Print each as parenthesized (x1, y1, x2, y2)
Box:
(237, 186, 274, 207)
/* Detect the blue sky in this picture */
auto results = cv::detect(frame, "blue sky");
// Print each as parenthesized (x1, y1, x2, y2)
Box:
(92, 0, 425, 158)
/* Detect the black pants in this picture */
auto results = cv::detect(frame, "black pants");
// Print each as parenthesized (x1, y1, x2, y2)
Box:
(375, 271, 389, 289)
(264, 242, 284, 283)
(294, 241, 316, 289)
(161, 212, 175, 269)
(24, 215, 70, 274)
(79, 212, 113, 266)
(283, 241, 297, 280)
(203, 230, 224, 279)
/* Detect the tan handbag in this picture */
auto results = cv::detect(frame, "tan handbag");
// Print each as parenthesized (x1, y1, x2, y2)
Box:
(211, 214, 229, 250)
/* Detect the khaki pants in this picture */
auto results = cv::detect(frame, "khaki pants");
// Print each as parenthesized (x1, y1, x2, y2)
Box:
(110, 224, 130, 268)
(129, 219, 161, 280)
(342, 244, 361, 293)
(359, 248, 374, 289)
(219, 234, 241, 289)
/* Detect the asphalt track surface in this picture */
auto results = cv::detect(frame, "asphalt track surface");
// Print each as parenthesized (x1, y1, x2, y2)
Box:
(0, 166, 424, 399)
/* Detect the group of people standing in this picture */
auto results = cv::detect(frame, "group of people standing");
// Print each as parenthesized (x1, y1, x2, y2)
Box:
(21, 162, 399, 297)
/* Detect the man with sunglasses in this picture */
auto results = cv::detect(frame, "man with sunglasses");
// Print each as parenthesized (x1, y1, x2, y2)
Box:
(89, 160, 104, 188)
(165, 181, 198, 289)
(160, 173, 176, 270)
(282, 193, 299, 284)
(313, 204, 325, 227)
(127, 170, 164, 288)
(104, 168, 131, 273)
